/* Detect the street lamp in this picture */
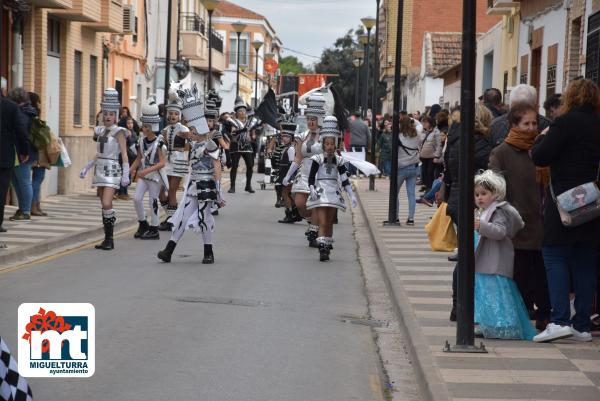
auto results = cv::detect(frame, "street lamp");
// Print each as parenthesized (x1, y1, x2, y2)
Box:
(352, 49, 364, 111)
(202, 0, 221, 91)
(232, 21, 247, 98)
(358, 33, 370, 119)
(364, 11, 379, 191)
(252, 39, 263, 108)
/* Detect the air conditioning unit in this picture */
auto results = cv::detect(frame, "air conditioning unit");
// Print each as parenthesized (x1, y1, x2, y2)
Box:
(123, 5, 135, 34)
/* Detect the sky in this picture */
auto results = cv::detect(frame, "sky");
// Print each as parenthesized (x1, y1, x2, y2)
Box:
(232, 0, 375, 67)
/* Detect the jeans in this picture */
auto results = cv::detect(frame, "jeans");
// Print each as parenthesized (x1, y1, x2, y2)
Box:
(422, 178, 443, 202)
(0, 167, 12, 227)
(11, 160, 33, 214)
(381, 159, 391, 176)
(396, 164, 419, 220)
(32, 167, 46, 203)
(542, 243, 598, 332)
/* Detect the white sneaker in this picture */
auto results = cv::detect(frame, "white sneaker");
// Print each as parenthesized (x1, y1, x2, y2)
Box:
(570, 328, 592, 342)
(533, 323, 573, 343)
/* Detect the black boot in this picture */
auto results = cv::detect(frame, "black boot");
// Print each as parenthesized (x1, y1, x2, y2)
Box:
(292, 207, 303, 222)
(245, 185, 255, 193)
(319, 242, 330, 262)
(140, 225, 160, 240)
(275, 186, 283, 207)
(278, 209, 296, 224)
(95, 217, 115, 250)
(307, 230, 318, 248)
(202, 244, 214, 264)
(157, 240, 177, 263)
(229, 170, 236, 193)
(134, 220, 149, 238)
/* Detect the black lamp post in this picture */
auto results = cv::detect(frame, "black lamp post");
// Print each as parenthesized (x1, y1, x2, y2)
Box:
(252, 39, 263, 108)
(202, 0, 220, 91)
(232, 21, 246, 98)
(352, 49, 364, 111)
(362, 15, 377, 191)
(384, 0, 404, 226)
(358, 34, 369, 118)
(163, 0, 173, 107)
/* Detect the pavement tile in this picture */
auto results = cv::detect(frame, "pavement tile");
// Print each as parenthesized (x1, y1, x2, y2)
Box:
(446, 383, 600, 400)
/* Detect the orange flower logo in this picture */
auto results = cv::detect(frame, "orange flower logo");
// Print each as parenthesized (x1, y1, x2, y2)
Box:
(22, 307, 72, 353)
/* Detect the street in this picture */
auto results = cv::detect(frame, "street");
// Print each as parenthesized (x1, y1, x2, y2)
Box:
(0, 182, 385, 401)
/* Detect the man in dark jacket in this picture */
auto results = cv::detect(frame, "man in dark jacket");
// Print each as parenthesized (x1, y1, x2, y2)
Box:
(7, 88, 37, 221)
(482, 88, 505, 119)
(0, 96, 29, 235)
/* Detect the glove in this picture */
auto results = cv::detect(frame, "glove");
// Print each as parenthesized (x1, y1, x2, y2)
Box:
(283, 161, 300, 186)
(309, 185, 318, 201)
(121, 163, 130, 187)
(79, 160, 95, 179)
(345, 184, 358, 208)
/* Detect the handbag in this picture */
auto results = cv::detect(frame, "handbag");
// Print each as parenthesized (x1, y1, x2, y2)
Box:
(549, 162, 600, 227)
(425, 202, 457, 251)
(45, 132, 61, 165)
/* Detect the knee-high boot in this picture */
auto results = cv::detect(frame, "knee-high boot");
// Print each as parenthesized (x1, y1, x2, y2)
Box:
(95, 209, 115, 250)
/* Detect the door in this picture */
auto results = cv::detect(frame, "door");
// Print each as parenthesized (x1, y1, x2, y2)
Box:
(44, 55, 61, 196)
(530, 48, 542, 104)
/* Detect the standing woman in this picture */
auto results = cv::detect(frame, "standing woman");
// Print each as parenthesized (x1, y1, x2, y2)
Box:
(306, 116, 358, 261)
(79, 88, 130, 250)
(532, 78, 600, 342)
(396, 116, 421, 225)
(282, 93, 326, 247)
(419, 116, 441, 191)
(29, 92, 49, 216)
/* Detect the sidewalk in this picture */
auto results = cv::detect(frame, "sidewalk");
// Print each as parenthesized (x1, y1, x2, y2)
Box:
(354, 179, 600, 401)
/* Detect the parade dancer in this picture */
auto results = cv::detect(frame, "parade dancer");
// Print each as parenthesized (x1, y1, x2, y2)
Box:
(159, 87, 190, 231)
(131, 99, 167, 239)
(226, 97, 255, 193)
(306, 116, 358, 261)
(158, 85, 225, 264)
(268, 127, 286, 208)
(79, 88, 130, 250)
(205, 97, 225, 216)
(282, 93, 326, 247)
(277, 123, 302, 223)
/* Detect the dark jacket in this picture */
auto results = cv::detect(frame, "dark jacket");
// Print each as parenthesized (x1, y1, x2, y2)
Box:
(445, 122, 492, 223)
(377, 131, 393, 160)
(531, 105, 600, 245)
(1, 97, 29, 169)
(484, 102, 505, 119)
(19, 103, 39, 162)
(490, 113, 551, 147)
(488, 143, 543, 250)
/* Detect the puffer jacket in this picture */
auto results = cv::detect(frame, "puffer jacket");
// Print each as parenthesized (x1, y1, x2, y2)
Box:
(420, 127, 442, 159)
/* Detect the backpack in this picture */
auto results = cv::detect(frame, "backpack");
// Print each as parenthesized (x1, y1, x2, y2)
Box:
(30, 116, 52, 151)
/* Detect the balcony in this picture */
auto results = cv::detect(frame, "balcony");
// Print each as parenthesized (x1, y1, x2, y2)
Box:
(84, 0, 123, 33)
(189, 46, 227, 74)
(180, 13, 207, 60)
(49, 0, 102, 22)
(487, 0, 519, 15)
(28, 0, 72, 9)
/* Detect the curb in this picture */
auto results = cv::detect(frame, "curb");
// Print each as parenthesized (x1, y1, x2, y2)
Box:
(355, 186, 451, 401)
(0, 217, 138, 271)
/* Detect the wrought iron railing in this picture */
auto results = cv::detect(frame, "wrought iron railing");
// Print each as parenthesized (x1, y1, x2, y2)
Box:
(181, 12, 205, 34)
(210, 29, 224, 53)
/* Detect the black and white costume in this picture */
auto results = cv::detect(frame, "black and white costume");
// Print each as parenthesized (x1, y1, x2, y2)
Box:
(276, 123, 301, 223)
(79, 88, 129, 251)
(162, 91, 190, 178)
(158, 85, 223, 264)
(227, 97, 255, 193)
(133, 99, 167, 239)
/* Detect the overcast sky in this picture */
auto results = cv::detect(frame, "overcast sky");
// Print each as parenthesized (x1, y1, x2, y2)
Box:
(233, 0, 375, 67)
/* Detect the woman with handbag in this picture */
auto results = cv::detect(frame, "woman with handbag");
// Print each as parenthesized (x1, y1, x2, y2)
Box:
(531, 78, 600, 343)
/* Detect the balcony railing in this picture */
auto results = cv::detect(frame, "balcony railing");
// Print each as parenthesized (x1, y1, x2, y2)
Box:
(210, 29, 224, 53)
(181, 12, 206, 34)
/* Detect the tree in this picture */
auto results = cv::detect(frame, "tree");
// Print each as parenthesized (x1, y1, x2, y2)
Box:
(314, 26, 385, 115)
(279, 56, 308, 75)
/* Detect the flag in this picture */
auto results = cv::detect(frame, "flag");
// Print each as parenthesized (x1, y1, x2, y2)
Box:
(0, 336, 33, 401)
(255, 88, 279, 129)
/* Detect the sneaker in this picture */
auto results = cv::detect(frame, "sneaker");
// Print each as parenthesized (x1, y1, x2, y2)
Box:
(405, 219, 414, 226)
(448, 253, 458, 262)
(417, 198, 433, 207)
(570, 328, 592, 342)
(10, 212, 31, 221)
(533, 323, 573, 343)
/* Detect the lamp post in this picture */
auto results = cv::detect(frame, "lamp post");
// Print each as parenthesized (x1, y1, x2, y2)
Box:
(252, 39, 263, 108)
(352, 49, 364, 111)
(362, 15, 377, 191)
(358, 34, 369, 118)
(202, 0, 221, 91)
(232, 21, 246, 98)
(163, 0, 173, 107)
(384, 0, 404, 226)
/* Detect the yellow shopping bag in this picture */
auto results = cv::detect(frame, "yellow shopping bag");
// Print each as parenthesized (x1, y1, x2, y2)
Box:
(424, 202, 457, 252)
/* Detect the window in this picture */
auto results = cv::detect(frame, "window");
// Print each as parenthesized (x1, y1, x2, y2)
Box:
(133, 16, 138, 44)
(229, 35, 249, 66)
(74, 51, 82, 125)
(586, 11, 600, 86)
(89, 56, 97, 126)
(47, 18, 60, 56)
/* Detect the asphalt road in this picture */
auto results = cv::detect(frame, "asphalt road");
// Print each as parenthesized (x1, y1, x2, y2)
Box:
(0, 178, 384, 401)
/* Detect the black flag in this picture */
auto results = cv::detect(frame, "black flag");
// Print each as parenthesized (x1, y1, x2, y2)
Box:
(255, 88, 279, 129)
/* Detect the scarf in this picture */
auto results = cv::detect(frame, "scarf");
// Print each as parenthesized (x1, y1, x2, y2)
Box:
(505, 128, 550, 191)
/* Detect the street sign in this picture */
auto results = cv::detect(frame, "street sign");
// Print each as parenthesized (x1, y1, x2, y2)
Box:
(264, 59, 278, 74)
